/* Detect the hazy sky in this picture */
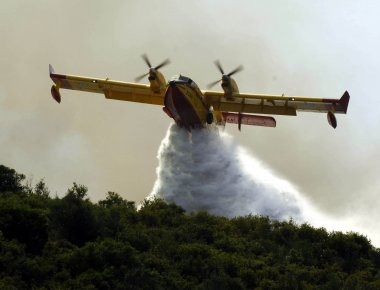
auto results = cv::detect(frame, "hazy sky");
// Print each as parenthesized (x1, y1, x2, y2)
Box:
(1, 0, 380, 238)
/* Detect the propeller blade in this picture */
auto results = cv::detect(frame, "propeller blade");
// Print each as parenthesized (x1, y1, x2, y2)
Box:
(155, 58, 170, 70)
(214, 60, 225, 75)
(207, 79, 222, 89)
(227, 65, 243, 77)
(141, 54, 152, 68)
(135, 72, 149, 82)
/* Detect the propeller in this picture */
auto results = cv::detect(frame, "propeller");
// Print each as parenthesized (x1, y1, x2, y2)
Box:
(135, 54, 170, 82)
(207, 60, 243, 89)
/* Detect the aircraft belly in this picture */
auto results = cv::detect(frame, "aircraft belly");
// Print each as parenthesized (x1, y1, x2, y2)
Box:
(164, 85, 204, 128)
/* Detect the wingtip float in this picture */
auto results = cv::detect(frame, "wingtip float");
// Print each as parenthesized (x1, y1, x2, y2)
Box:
(325, 90, 350, 129)
(49, 56, 350, 130)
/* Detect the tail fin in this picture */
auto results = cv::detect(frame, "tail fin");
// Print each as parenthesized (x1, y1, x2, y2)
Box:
(49, 64, 55, 75)
(340, 91, 350, 114)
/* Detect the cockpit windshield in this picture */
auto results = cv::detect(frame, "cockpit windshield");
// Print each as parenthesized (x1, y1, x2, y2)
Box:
(169, 75, 205, 104)
(170, 75, 194, 84)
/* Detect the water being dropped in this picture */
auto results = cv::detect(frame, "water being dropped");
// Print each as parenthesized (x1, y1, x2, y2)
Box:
(149, 124, 306, 222)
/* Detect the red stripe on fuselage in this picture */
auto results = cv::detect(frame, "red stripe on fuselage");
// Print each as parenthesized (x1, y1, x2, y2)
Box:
(164, 85, 204, 128)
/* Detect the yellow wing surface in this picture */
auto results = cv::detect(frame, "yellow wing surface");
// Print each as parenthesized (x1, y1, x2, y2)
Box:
(203, 90, 350, 116)
(49, 65, 164, 105)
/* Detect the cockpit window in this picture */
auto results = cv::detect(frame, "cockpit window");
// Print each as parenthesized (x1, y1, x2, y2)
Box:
(170, 75, 206, 105)
(171, 75, 194, 85)
(178, 75, 193, 84)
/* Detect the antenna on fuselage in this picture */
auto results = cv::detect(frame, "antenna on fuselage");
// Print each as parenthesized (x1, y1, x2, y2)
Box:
(207, 60, 243, 89)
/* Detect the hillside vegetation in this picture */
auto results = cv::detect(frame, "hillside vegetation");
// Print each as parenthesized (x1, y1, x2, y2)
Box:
(1, 164, 380, 289)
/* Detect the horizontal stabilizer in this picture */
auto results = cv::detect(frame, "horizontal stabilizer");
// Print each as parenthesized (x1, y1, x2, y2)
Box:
(222, 112, 276, 128)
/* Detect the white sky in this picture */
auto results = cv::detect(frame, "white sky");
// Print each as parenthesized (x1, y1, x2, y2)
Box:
(1, 0, 380, 242)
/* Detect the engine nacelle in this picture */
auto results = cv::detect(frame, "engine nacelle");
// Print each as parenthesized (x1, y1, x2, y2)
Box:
(149, 70, 167, 94)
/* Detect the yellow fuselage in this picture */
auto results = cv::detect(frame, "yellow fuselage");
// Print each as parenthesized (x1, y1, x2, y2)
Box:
(163, 75, 209, 129)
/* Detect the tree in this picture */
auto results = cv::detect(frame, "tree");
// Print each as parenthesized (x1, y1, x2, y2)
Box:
(1, 164, 380, 288)
(0, 164, 25, 193)
(98, 191, 132, 208)
(34, 179, 50, 198)
(65, 182, 88, 200)
(49, 183, 97, 246)
(0, 200, 48, 254)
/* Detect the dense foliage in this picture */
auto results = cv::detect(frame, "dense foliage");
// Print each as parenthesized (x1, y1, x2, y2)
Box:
(1, 164, 380, 289)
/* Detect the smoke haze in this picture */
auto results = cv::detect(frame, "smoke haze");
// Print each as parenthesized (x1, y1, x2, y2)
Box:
(1, 1, 380, 243)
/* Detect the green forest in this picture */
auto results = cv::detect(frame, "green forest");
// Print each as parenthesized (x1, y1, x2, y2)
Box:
(1, 164, 380, 289)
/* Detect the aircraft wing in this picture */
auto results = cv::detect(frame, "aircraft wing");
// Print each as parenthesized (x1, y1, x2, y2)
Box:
(203, 90, 350, 116)
(49, 65, 164, 105)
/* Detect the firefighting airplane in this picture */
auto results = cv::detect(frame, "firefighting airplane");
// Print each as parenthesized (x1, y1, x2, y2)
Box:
(49, 55, 350, 130)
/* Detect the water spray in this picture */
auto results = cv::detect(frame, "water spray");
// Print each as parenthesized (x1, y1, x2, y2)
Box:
(150, 124, 306, 222)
